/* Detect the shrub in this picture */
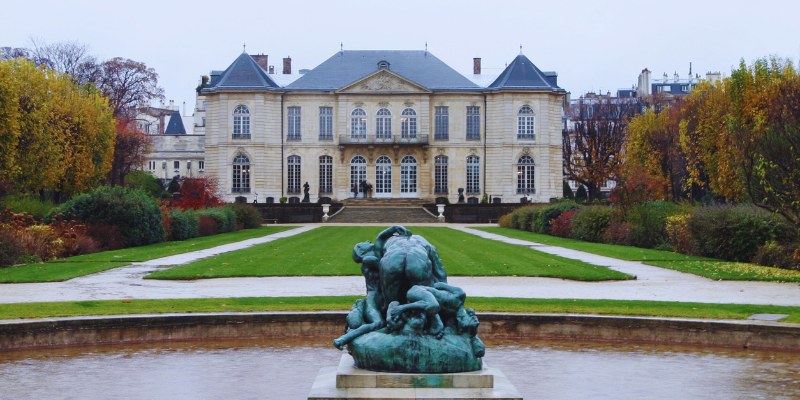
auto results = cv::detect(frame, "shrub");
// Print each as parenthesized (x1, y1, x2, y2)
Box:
(197, 215, 219, 236)
(498, 213, 513, 228)
(688, 205, 796, 262)
(603, 221, 633, 245)
(666, 214, 697, 254)
(50, 219, 98, 257)
(752, 241, 800, 270)
(570, 206, 613, 242)
(550, 209, 578, 238)
(231, 203, 263, 229)
(625, 201, 681, 248)
(1, 194, 57, 221)
(53, 186, 164, 247)
(563, 181, 574, 199)
(533, 201, 580, 234)
(84, 224, 126, 250)
(510, 206, 540, 231)
(125, 170, 166, 198)
(575, 185, 588, 202)
(0, 227, 23, 267)
(195, 206, 237, 233)
(16, 225, 60, 262)
(173, 177, 224, 210)
(169, 209, 199, 241)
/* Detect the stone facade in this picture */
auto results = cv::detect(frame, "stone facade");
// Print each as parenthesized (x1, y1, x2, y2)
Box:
(198, 50, 566, 203)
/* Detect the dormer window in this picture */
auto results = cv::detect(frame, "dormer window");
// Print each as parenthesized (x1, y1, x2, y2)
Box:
(377, 60, 390, 70)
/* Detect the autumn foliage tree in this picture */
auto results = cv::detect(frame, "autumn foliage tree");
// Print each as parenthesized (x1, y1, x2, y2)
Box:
(173, 176, 224, 210)
(563, 97, 641, 201)
(107, 118, 152, 186)
(0, 58, 116, 199)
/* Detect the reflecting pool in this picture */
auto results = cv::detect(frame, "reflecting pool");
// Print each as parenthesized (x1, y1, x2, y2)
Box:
(1, 337, 798, 399)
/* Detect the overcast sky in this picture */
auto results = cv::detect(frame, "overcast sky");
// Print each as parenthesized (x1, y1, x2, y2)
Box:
(5, 0, 800, 112)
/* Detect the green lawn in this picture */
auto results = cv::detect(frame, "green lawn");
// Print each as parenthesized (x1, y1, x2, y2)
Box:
(477, 227, 800, 282)
(0, 226, 296, 283)
(0, 297, 797, 323)
(147, 226, 634, 281)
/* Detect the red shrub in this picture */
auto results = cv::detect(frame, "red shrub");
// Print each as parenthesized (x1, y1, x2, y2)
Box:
(197, 215, 219, 236)
(85, 224, 126, 251)
(550, 210, 578, 238)
(173, 177, 224, 210)
(603, 221, 633, 245)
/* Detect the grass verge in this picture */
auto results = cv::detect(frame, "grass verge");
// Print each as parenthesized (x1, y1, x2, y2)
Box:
(0, 297, 797, 323)
(0, 226, 296, 283)
(146, 226, 633, 281)
(476, 227, 800, 282)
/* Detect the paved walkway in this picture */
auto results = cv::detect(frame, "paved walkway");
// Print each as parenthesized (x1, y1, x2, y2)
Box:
(0, 224, 798, 306)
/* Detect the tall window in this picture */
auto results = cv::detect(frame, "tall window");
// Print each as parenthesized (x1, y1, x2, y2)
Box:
(233, 105, 250, 139)
(287, 155, 301, 194)
(466, 106, 480, 140)
(350, 156, 368, 196)
(351, 108, 367, 139)
(287, 106, 301, 141)
(375, 108, 392, 139)
(232, 154, 250, 193)
(400, 156, 417, 194)
(466, 155, 480, 194)
(375, 156, 392, 195)
(319, 107, 333, 140)
(517, 105, 535, 140)
(434, 155, 448, 194)
(400, 108, 417, 139)
(516, 155, 535, 194)
(434, 106, 449, 140)
(319, 155, 333, 194)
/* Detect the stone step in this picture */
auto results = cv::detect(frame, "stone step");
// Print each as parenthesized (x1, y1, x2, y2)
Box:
(329, 206, 437, 223)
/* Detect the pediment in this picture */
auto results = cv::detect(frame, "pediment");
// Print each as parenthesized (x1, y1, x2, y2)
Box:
(337, 70, 431, 94)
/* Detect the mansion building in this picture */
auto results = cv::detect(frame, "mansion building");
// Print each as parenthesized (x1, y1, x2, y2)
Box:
(162, 50, 566, 203)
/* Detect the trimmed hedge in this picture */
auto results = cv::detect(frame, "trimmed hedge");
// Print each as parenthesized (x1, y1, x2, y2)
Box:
(194, 206, 237, 233)
(52, 186, 163, 247)
(533, 201, 580, 234)
(170, 209, 199, 241)
(231, 203, 262, 229)
(570, 206, 613, 242)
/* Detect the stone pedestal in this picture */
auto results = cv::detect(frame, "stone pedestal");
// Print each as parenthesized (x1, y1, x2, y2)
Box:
(308, 354, 522, 399)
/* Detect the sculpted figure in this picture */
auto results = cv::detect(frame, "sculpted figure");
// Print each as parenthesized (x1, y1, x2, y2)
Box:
(335, 225, 484, 373)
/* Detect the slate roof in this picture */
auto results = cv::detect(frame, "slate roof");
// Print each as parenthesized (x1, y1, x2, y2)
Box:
(286, 50, 480, 91)
(164, 110, 186, 134)
(205, 53, 280, 91)
(489, 54, 565, 92)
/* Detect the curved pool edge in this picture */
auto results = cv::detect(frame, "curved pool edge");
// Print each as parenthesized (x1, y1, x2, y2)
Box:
(1, 312, 798, 352)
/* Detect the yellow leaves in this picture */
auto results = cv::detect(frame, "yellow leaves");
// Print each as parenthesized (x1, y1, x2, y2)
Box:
(0, 58, 115, 195)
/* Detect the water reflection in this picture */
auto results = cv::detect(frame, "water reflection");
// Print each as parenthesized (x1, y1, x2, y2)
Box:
(1, 338, 798, 400)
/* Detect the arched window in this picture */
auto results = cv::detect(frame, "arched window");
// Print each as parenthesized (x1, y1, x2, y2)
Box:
(466, 155, 480, 194)
(376, 108, 392, 139)
(287, 155, 301, 194)
(516, 155, 535, 194)
(400, 108, 417, 139)
(319, 155, 333, 194)
(350, 155, 367, 196)
(401, 156, 418, 194)
(517, 105, 535, 140)
(232, 153, 250, 193)
(233, 105, 250, 139)
(351, 108, 367, 139)
(375, 155, 392, 195)
(434, 155, 448, 194)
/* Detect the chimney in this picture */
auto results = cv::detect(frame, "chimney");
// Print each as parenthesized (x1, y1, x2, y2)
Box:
(268, 65, 275, 74)
(473, 57, 481, 74)
(283, 57, 292, 74)
(251, 54, 269, 70)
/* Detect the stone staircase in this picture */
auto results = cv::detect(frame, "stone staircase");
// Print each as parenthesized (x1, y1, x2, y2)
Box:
(328, 198, 438, 223)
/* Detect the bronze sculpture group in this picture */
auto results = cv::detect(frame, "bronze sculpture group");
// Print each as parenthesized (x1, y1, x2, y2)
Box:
(334, 225, 484, 373)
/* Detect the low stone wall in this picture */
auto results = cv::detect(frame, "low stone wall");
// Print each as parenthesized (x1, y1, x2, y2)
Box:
(253, 203, 343, 223)
(1, 313, 798, 352)
(423, 204, 529, 223)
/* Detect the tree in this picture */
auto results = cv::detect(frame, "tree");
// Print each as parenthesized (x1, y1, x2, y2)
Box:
(563, 97, 640, 201)
(173, 176, 224, 210)
(107, 118, 152, 186)
(0, 58, 116, 198)
(28, 39, 99, 85)
(98, 57, 164, 118)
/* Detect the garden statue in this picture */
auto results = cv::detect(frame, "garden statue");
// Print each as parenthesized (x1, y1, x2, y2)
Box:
(302, 182, 310, 203)
(457, 188, 465, 203)
(334, 225, 484, 373)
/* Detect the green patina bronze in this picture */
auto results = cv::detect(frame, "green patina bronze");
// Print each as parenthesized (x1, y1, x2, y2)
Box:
(334, 225, 484, 373)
